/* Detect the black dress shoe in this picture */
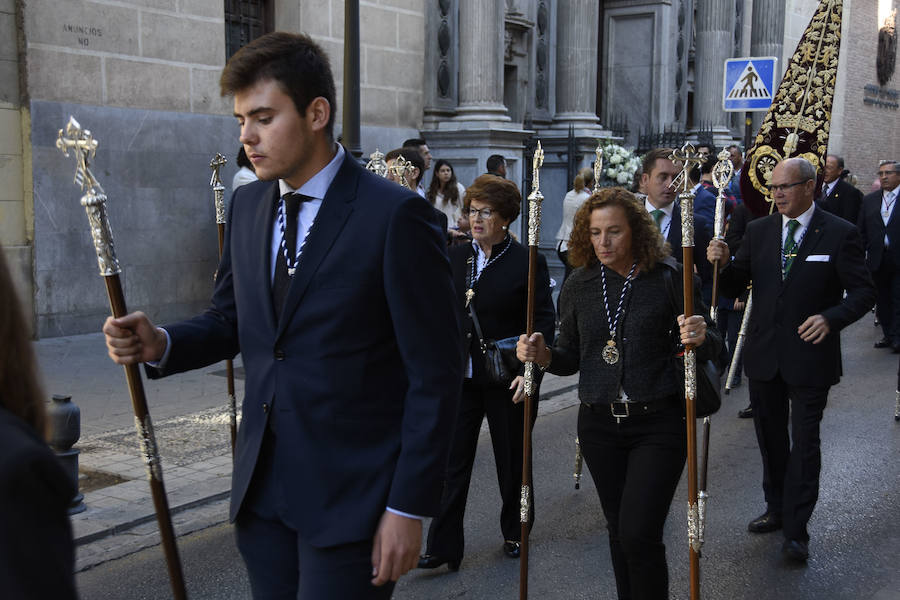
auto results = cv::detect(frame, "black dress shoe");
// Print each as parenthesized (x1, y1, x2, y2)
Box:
(892, 343, 900, 354)
(874, 338, 891, 348)
(782, 539, 809, 562)
(503, 540, 521, 558)
(747, 511, 782, 533)
(737, 405, 754, 419)
(417, 554, 461, 571)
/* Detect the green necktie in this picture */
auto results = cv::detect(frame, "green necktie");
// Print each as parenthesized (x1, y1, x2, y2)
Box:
(651, 209, 665, 230)
(782, 219, 800, 277)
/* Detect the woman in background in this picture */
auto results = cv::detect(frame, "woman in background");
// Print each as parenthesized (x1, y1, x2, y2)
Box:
(427, 159, 469, 236)
(0, 246, 78, 600)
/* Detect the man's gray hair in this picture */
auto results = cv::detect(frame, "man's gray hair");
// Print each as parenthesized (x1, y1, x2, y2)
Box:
(784, 157, 817, 182)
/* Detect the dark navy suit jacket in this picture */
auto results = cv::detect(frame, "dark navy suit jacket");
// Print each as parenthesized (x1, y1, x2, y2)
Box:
(147, 153, 462, 547)
(718, 208, 874, 387)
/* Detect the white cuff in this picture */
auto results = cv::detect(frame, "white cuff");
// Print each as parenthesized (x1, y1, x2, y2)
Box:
(145, 328, 171, 368)
(386, 507, 424, 521)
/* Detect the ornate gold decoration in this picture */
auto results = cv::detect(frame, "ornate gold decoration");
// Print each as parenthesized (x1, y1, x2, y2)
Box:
(687, 501, 701, 553)
(209, 153, 227, 225)
(593, 142, 603, 194)
(745, 0, 843, 215)
(56, 117, 121, 277)
(387, 155, 415, 190)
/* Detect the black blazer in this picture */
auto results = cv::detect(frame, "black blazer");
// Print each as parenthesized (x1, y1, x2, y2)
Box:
(818, 179, 863, 225)
(858, 189, 900, 272)
(718, 207, 875, 387)
(450, 238, 556, 384)
(0, 407, 77, 600)
(550, 257, 720, 405)
(148, 154, 462, 547)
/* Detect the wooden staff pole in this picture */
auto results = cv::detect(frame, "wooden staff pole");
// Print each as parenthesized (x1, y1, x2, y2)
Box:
(210, 154, 237, 456)
(57, 117, 187, 600)
(519, 141, 544, 600)
(670, 143, 705, 600)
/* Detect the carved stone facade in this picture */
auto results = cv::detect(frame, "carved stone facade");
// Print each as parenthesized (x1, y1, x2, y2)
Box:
(1, 0, 897, 336)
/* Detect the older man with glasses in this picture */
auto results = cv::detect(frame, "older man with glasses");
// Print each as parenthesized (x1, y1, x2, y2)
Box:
(859, 161, 900, 351)
(707, 157, 875, 563)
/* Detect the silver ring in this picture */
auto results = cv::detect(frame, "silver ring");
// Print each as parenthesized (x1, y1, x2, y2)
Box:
(688, 330, 695, 337)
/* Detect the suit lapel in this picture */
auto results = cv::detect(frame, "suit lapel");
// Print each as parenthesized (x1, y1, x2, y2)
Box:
(253, 183, 280, 332)
(782, 209, 825, 289)
(275, 155, 358, 338)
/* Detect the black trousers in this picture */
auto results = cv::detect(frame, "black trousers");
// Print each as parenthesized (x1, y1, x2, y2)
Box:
(749, 374, 829, 542)
(873, 255, 900, 344)
(426, 380, 536, 560)
(578, 402, 686, 600)
(234, 430, 394, 599)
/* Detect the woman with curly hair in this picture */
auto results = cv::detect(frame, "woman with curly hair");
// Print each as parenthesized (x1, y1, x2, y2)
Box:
(517, 188, 721, 600)
(0, 246, 77, 599)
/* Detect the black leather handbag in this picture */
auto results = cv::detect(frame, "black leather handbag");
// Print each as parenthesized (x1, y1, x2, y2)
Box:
(468, 302, 521, 385)
(662, 268, 722, 418)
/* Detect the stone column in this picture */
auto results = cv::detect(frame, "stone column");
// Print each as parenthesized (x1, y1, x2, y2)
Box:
(693, 0, 735, 137)
(750, 0, 785, 134)
(553, 0, 600, 127)
(455, 0, 509, 121)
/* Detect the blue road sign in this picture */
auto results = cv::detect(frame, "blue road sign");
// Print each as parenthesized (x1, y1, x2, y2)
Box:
(723, 57, 778, 112)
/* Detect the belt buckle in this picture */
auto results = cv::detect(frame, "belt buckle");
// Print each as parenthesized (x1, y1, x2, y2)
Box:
(610, 402, 630, 419)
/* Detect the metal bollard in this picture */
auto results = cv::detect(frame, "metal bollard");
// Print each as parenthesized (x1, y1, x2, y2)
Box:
(46, 394, 86, 515)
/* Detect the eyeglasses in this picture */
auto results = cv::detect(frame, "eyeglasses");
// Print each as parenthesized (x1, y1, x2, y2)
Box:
(767, 180, 808, 193)
(468, 207, 495, 220)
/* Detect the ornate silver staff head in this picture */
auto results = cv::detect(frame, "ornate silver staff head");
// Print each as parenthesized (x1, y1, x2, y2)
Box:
(57, 116, 120, 277)
(527, 140, 545, 248)
(669, 143, 705, 248)
(711, 148, 735, 242)
(365, 148, 389, 178)
(387, 155, 415, 190)
(593, 142, 604, 193)
(209, 153, 228, 225)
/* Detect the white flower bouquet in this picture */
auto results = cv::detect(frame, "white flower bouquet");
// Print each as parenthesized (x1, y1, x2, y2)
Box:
(597, 141, 641, 188)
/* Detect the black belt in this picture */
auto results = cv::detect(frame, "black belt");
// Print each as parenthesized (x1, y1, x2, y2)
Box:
(582, 397, 676, 419)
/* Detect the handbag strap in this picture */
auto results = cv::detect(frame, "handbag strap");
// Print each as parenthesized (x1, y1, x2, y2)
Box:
(465, 257, 487, 350)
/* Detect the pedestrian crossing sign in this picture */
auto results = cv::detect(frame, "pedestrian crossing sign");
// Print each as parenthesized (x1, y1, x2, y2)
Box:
(723, 57, 778, 112)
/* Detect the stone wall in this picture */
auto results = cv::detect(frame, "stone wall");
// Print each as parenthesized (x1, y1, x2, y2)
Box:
(834, 0, 900, 190)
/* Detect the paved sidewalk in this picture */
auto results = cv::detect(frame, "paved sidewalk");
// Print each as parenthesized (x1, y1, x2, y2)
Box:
(33, 332, 580, 571)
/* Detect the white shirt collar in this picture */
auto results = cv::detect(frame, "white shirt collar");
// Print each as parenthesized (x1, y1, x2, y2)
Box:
(277, 143, 345, 199)
(823, 179, 838, 196)
(644, 198, 674, 218)
(782, 202, 816, 232)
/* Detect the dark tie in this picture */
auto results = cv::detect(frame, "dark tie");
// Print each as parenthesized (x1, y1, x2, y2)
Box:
(782, 219, 800, 278)
(272, 193, 306, 320)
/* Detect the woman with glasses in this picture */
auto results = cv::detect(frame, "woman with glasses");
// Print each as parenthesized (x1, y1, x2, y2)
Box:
(418, 174, 555, 571)
(517, 188, 720, 599)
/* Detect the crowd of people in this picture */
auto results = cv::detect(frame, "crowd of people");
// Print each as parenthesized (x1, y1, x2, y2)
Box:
(2, 29, 896, 600)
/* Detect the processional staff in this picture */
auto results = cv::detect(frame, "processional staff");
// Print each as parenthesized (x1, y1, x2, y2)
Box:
(56, 117, 187, 600)
(709, 149, 735, 324)
(519, 140, 544, 600)
(669, 142, 705, 600)
(572, 143, 605, 491)
(209, 153, 238, 456)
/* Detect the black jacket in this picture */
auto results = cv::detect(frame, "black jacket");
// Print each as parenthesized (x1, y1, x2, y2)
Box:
(450, 238, 556, 385)
(549, 257, 720, 405)
(0, 407, 77, 600)
(817, 179, 863, 225)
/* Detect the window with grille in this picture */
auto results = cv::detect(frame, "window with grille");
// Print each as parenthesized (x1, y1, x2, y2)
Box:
(224, 0, 272, 60)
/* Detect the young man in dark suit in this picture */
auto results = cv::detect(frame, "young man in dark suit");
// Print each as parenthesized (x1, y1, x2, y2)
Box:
(707, 157, 875, 563)
(858, 161, 900, 351)
(817, 154, 863, 224)
(102, 32, 461, 598)
(640, 148, 714, 303)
